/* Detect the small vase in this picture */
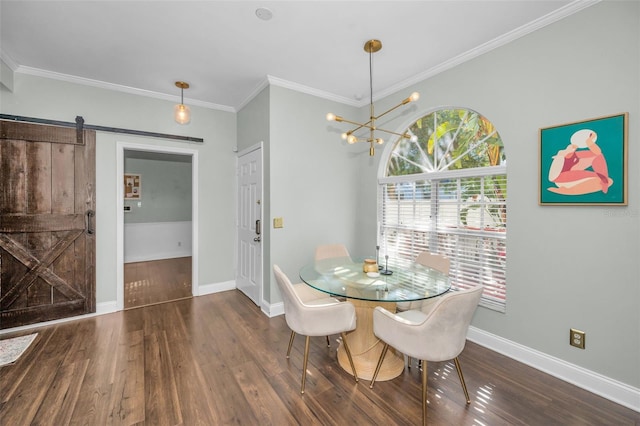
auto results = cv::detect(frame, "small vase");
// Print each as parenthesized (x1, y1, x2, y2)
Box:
(363, 258, 378, 273)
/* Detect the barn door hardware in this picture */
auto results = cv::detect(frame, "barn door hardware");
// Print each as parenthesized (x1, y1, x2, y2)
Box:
(0, 113, 204, 143)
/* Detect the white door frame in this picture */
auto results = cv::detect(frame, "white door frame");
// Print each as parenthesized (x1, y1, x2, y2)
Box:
(116, 142, 199, 311)
(236, 142, 264, 308)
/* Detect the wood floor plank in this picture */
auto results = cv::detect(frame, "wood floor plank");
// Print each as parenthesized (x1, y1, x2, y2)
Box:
(144, 331, 182, 425)
(105, 329, 145, 425)
(124, 257, 192, 309)
(232, 360, 300, 425)
(1, 289, 638, 425)
(32, 358, 90, 425)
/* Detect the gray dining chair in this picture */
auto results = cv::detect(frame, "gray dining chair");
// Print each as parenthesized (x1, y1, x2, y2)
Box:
(273, 264, 359, 394)
(369, 285, 483, 426)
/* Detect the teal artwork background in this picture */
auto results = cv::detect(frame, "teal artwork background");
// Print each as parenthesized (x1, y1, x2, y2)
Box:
(539, 113, 627, 205)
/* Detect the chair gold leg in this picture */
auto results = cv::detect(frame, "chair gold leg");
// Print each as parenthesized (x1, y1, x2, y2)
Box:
(301, 336, 310, 394)
(286, 331, 296, 358)
(422, 360, 428, 426)
(369, 343, 390, 389)
(340, 332, 358, 382)
(453, 357, 471, 404)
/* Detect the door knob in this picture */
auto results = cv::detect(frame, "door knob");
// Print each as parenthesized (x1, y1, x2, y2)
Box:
(253, 236, 261, 242)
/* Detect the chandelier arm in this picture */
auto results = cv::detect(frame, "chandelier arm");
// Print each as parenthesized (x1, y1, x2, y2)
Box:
(373, 99, 411, 121)
(341, 119, 374, 131)
(373, 127, 412, 139)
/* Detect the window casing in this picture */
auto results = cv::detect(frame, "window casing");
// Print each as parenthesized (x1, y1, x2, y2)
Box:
(378, 108, 507, 312)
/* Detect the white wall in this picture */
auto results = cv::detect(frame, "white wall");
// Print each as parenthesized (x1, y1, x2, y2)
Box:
(124, 221, 192, 263)
(354, 1, 639, 390)
(0, 73, 237, 303)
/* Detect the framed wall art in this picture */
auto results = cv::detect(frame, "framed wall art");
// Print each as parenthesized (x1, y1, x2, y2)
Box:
(539, 112, 628, 205)
(124, 173, 141, 200)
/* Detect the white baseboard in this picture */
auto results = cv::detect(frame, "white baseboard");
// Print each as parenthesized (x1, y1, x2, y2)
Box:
(263, 301, 284, 318)
(96, 301, 118, 315)
(467, 326, 640, 413)
(0, 301, 119, 336)
(124, 251, 192, 264)
(198, 280, 236, 296)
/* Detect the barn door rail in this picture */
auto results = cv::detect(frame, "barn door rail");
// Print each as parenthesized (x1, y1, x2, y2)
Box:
(0, 114, 204, 143)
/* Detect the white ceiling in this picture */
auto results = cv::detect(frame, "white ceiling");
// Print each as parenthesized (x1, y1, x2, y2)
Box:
(1, 1, 595, 112)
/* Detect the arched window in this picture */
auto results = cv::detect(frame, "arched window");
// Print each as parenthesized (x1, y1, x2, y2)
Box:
(378, 107, 507, 312)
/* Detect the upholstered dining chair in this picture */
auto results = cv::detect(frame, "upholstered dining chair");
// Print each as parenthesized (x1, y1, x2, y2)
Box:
(273, 264, 359, 394)
(314, 243, 351, 261)
(291, 281, 333, 348)
(369, 286, 483, 426)
(396, 251, 450, 312)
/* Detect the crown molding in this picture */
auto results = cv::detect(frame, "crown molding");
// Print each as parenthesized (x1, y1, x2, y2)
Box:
(266, 75, 361, 107)
(2, 0, 599, 112)
(0, 51, 19, 71)
(373, 0, 600, 103)
(8, 62, 235, 113)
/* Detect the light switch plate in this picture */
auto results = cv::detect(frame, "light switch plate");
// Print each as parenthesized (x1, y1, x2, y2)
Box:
(273, 217, 283, 228)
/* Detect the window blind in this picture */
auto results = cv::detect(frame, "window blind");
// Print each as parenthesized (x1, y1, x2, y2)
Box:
(379, 171, 507, 312)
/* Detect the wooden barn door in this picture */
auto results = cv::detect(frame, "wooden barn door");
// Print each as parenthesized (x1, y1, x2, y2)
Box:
(0, 120, 96, 329)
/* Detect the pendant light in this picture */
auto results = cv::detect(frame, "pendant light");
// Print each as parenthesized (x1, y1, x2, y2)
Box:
(326, 39, 419, 156)
(174, 81, 191, 125)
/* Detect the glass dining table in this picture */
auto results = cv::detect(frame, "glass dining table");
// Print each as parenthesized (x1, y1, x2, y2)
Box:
(299, 256, 451, 381)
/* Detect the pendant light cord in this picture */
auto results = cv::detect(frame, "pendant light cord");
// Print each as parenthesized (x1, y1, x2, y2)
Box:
(369, 47, 374, 112)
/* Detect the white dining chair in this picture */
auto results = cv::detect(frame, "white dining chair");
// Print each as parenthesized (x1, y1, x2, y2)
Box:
(397, 251, 451, 368)
(273, 264, 359, 394)
(396, 251, 450, 312)
(369, 286, 483, 426)
(314, 244, 351, 261)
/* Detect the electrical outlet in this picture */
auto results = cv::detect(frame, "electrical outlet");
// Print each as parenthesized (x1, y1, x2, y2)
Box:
(570, 328, 585, 349)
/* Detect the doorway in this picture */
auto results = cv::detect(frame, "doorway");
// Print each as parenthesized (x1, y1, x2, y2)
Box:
(116, 142, 199, 311)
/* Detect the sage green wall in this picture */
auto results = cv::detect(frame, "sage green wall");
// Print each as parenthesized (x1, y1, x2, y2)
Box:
(124, 156, 192, 223)
(267, 85, 362, 303)
(354, 1, 639, 388)
(0, 73, 237, 303)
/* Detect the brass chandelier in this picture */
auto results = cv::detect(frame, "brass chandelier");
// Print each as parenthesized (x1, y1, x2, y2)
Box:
(326, 39, 419, 156)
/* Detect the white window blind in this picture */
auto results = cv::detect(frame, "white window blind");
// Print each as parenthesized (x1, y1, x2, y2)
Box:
(379, 170, 507, 312)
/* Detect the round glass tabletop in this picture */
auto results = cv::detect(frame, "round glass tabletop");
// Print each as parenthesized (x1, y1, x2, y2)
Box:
(299, 256, 451, 303)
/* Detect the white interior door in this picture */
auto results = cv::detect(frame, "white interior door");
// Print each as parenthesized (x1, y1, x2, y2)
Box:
(236, 145, 263, 306)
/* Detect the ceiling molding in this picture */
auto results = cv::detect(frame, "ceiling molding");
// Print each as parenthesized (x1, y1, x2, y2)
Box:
(0, 51, 19, 71)
(266, 75, 361, 107)
(8, 62, 235, 113)
(2, 0, 598, 113)
(372, 0, 601, 104)
(235, 77, 270, 112)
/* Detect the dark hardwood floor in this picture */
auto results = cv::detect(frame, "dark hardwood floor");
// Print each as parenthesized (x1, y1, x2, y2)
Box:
(124, 257, 192, 309)
(1, 290, 638, 425)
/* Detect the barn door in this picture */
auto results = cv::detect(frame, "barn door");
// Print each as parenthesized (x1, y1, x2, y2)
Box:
(0, 120, 96, 329)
